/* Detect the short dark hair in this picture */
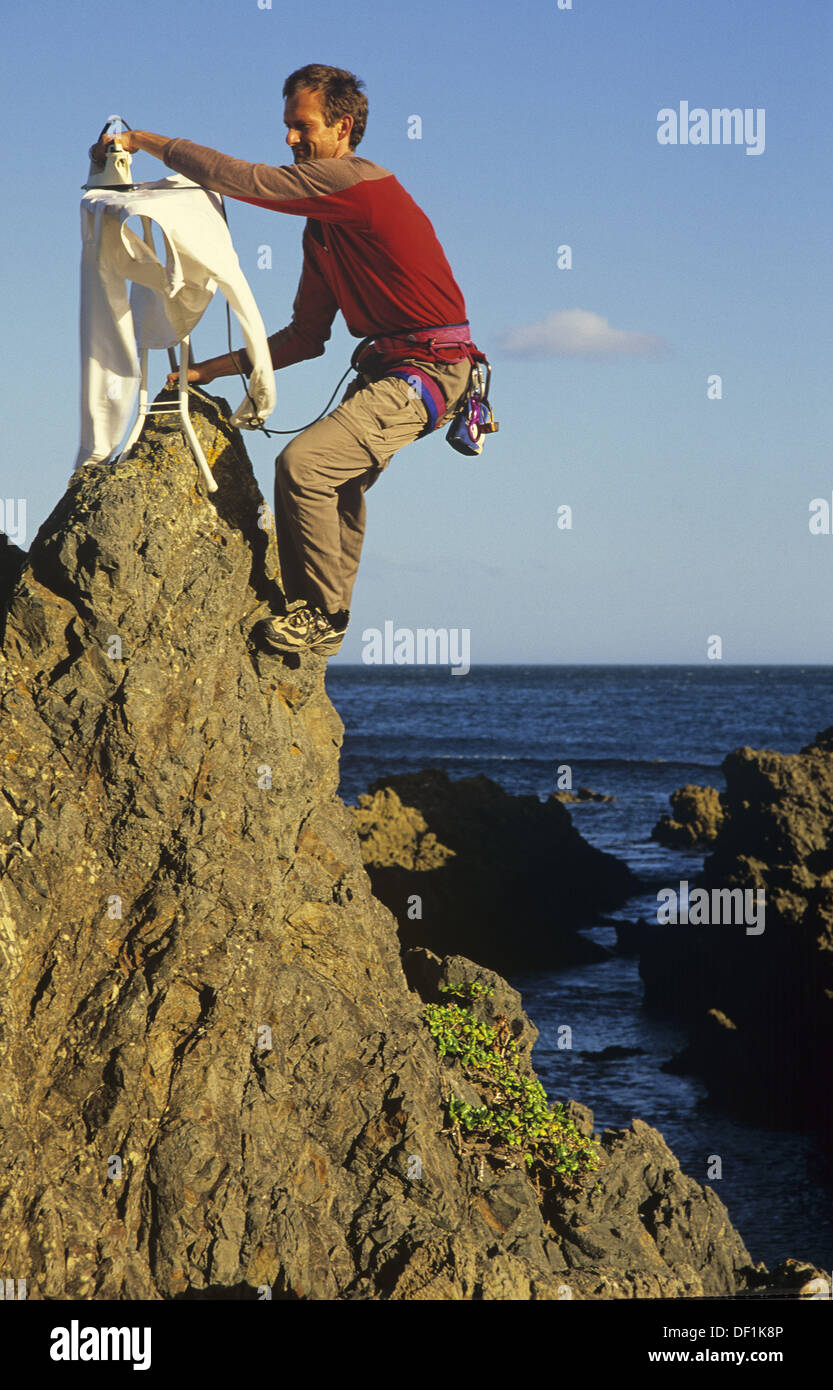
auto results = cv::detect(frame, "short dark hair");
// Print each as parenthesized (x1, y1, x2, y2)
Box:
(282, 64, 368, 150)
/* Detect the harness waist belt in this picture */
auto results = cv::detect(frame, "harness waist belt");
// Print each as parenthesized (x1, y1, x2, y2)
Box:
(373, 321, 473, 353)
(351, 321, 480, 374)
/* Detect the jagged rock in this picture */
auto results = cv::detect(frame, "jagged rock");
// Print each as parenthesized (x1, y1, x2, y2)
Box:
(546, 1116, 758, 1299)
(662, 1008, 743, 1086)
(0, 391, 803, 1300)
(350, 770, 638, 972)
(639, 732, 833, 1150)
(351, 786, 453, 871)
(651, 784, 725, 847)
(615, 917, 649, 954)
(553, 786, 615, 803)
(401, 947, 539, 1078)
(760, 1259, 831, 1299)
(0, 533, 26, 643)
(2, 391, 605, 1301)
(401, 955, 769, 1299)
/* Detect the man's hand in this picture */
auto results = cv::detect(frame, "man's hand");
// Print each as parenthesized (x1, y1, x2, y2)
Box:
(90, 130, 173, 164)
(90, 130, 140, 161)
(167, 347, 254, 386)
(166, 363, 217, 390)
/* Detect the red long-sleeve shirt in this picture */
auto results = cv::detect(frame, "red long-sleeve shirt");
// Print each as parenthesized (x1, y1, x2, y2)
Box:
(161, 139, 475, 370)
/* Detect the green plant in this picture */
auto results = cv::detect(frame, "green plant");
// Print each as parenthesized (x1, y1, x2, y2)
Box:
(424, 997, 600, 1188)
(438, 979, 495, 1001)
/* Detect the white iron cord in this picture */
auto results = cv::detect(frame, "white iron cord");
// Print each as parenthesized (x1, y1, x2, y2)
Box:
(214, 199, 479, 438)
(218, 196, 355, 437)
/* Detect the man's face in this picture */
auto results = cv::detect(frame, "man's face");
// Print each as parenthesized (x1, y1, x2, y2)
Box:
(284, 88, 348, 163)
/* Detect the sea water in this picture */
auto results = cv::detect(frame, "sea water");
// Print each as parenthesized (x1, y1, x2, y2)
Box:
(327, 664, 833, 1271)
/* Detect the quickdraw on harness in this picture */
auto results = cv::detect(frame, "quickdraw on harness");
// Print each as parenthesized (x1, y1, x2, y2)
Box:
(444, 360, 498, 457)
(350, 321, 499, 456)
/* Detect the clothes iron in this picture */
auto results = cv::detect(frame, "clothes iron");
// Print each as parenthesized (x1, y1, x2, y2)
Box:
(84, 116, 134, 190)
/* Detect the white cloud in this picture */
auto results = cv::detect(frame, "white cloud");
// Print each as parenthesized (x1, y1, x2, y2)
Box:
(500, 308, 670, 360)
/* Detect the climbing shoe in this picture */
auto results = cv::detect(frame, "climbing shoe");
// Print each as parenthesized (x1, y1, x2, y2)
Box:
(260, 602, 347, 657)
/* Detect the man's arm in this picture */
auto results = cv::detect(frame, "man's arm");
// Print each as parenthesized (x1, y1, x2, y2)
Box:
(95, 134, 340, 383)
(96, 130, 375, 223)
(167, 344, 252, 389)
(93, 130, 170, 161)
(167, 242, 339, 388)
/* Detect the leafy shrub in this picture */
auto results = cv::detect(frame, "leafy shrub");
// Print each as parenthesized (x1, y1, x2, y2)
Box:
(424, 989, 600, 1189)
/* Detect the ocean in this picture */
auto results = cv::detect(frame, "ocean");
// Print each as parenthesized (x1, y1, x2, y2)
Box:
(326, 664, 833, 1273)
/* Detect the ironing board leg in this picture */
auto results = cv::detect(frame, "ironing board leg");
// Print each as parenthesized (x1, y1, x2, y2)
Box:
(118, 219, 217, 494)
(178, 337, 218, 493)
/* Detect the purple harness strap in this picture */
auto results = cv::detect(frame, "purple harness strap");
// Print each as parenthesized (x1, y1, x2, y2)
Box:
(384, 365, 448, 433)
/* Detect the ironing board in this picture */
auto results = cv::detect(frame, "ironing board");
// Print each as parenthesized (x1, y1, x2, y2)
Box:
(117, 214, 215, 492)
(76, 176, 276, 493)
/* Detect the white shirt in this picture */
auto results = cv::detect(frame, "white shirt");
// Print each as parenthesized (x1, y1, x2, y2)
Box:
(75, 175, 276, 469)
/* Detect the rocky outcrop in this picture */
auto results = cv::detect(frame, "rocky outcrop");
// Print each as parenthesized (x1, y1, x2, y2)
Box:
(350, 771, 638, 973)
(546, 1115, 760, 1299)
(402, 947, 541, 1077)
(390, 950, 774, 1299)
(0, 390, 810, 1299)
(651, 783, 724, 847)
(0, 391, 568, 1300)
(0, 533, 26, 623)
(553, 786, 615, 804)
(638, 733, 833, 1150)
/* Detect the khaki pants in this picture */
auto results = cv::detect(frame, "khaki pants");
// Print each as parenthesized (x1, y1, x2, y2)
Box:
(273, 355, 472, 616)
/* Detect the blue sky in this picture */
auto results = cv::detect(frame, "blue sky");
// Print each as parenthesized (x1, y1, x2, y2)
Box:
(2, 0, 831, 663)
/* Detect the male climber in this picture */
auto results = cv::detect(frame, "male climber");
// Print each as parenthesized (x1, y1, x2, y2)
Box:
(96, 64, 486, 657)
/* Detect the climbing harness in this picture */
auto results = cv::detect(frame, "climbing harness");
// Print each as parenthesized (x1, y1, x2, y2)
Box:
(229, 321, 499, 450)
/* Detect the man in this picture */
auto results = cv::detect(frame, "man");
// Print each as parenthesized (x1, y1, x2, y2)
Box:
(96, 64, 486, 658)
